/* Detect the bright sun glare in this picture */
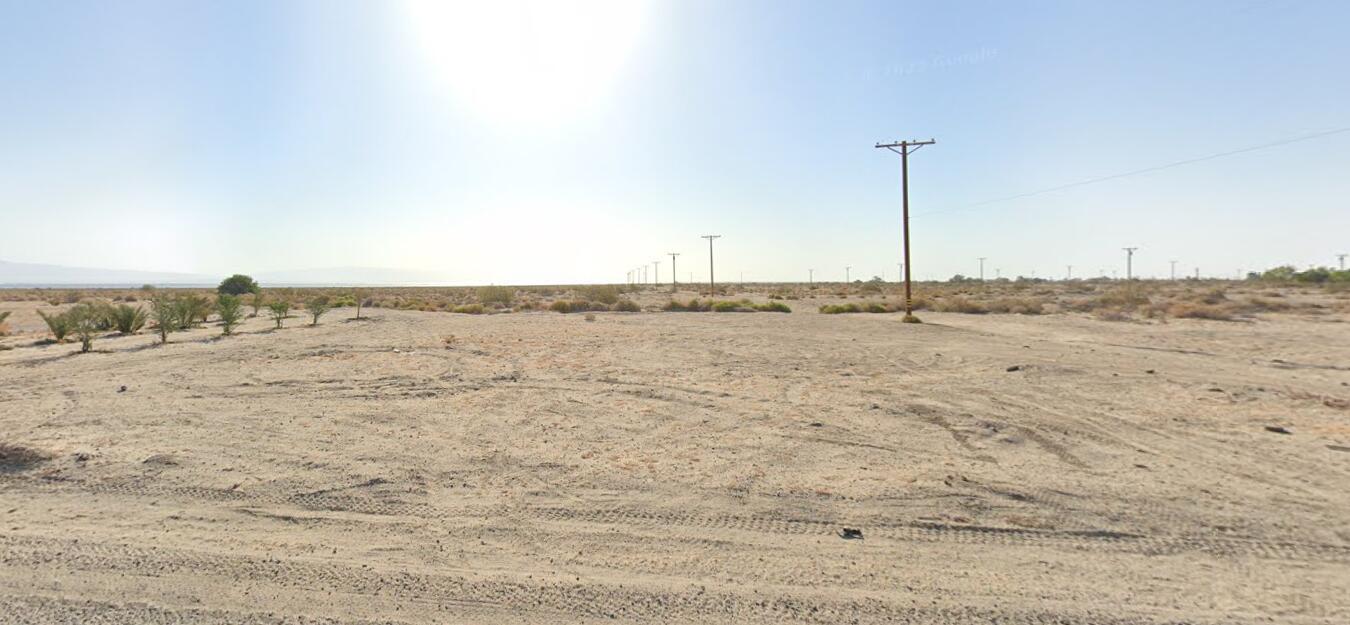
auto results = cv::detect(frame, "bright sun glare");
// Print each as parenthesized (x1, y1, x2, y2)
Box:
(401, 0, 647, 126)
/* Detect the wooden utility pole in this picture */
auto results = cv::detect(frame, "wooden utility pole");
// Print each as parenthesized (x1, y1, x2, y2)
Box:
(701, 235, 721, 297)
(668, 253, 680, 292)
(978, 257, 987, 281)
(1123, 247, 1138, 280)
(876, 138, 935, 323)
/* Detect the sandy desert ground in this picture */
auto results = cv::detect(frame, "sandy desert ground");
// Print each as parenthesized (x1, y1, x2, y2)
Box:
(2, 299, 1349, 624)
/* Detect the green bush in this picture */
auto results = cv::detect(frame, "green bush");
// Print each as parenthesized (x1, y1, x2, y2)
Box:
(305, 295, 331, 326)
(110, 304, 148, 334)
(452, 303, 485, 314)
(37, 309, 72, 341)
(176, 294, 212, 329)
(217, 295, 244, 335)
(754, 301, 792, 313)
(613, 299, 641, 312)
(65, 303, 103, 353)
(217, 274, 260, 296)
(250, 290, 266, 317)
(150, 296, 178, 343)
(267, 301, 291, 329)
(711, 300, 746, 312)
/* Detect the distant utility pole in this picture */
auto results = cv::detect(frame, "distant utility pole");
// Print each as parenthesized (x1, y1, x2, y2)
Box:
(897, 263, 903, 283)
(1066, 265, 1073, 280)
(808, 269, 814, 285)
(1194, 267, 1200, 280)
(1338, 254, 1347, 270)
(668, 253, 680, 292)
(701, 235, 721, 297)
(995, 268, 1001, 280)
(978, 257, 987, 281)
(845, 265, 851, 284)
(876, 137, 935, 323)
(1123, 247, 1138, 280)
(654, 260, 661, 286)
(1169, 260, 1178, 281)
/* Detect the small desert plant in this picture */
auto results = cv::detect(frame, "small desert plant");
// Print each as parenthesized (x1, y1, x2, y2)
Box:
(580, 285, 620, 305)
(584, 313, 597, 322)
(0, 311, 10, 336)
(352, 288, 368, 319)
(175, 294, 212, 329)
(216, 294, 244, 335)
(110, 304, 148, 334)
(37, 309, 73, 342)
(250, 290, 265, 317)
(65, 303, 103, 353)
(267, 301, 291, 329)
(819, 303, 862, 314)
(1167, 302, 1235, 321)
(613, 299, 641, 312)
(150, 295, 178, 343)
(754, 301, 792, 313)
(452, 303, 485, 314)
(305, 296, 331, 326)
(477, 285, 514, 307)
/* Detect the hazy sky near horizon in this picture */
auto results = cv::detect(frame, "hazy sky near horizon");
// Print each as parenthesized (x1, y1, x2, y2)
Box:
(2, 0, 1348, 284)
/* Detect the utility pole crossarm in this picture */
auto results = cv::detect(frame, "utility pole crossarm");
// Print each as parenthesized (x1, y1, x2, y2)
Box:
(876, 137, 935, 323)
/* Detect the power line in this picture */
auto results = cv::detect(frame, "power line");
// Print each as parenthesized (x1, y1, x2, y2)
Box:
(916, 126, 1350, 218)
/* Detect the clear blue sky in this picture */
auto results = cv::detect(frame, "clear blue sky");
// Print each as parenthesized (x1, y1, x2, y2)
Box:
(2, 0, 1347, 284)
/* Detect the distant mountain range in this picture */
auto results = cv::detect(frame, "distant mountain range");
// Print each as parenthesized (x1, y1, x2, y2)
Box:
(0, 260, 453, 287)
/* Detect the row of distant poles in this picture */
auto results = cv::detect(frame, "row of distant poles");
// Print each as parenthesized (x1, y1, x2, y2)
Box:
(625, 138, 936, 323)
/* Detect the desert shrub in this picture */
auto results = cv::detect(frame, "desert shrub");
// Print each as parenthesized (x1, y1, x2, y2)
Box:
(176, 294, 212, 329)
(1168, 302, 1235, 321)
(86, 301, 118, 331)
(267, 301, 291, 329)
(477, 286, 514, 307)
(217, 274, 260, 296)
(305, 296, 331, 326)
(1090, 285, 1152, 311)
(613, 299, 641, 312)
(110, 304, 148, 334)
(550, 300, 602, 313)
(820, 303, 861, 314)
(584, 313, 597, 322)
(754, 301, 792, 313)
(65, 303, 103, 353)
(985, 297, 1045, 315)
(580, 285, 620, 305)
(250, 290, 266, 317)
(217, 294, 244, 335)
(452, 303, 485, 314)
(0, 311, 9, 335)
(352, 289, 368, 319)
(150, 296, 177, 343)
(37, 309, 72, 342)
(0, 311, 8, 324)
(711, 300, 745, 312)
(934, 296, 987, 314)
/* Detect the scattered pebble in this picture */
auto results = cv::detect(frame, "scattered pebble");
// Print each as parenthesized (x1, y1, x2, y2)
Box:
(1264, 426, 1292, 435)
(838, 528, 864, 540)
(1006, 365, 1022, 372)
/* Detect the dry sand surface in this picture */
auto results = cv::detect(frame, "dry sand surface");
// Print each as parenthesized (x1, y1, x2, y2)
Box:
(2, 301, 1349, 624)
